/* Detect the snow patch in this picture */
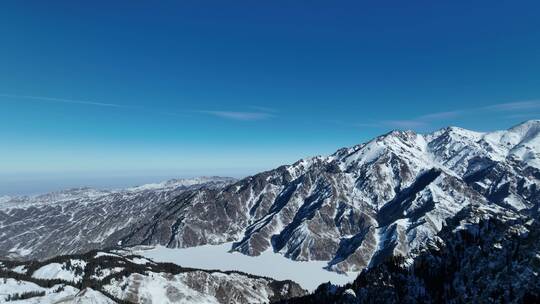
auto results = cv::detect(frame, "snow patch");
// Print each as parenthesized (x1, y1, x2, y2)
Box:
(32, 260, 85, 283)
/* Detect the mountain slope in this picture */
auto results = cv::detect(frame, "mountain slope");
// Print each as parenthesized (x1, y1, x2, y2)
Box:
(121, 121, 540, 272)
(277, 204, 540, 303)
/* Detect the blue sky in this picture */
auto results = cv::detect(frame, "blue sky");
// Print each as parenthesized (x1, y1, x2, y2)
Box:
(1, 1, 539, 194)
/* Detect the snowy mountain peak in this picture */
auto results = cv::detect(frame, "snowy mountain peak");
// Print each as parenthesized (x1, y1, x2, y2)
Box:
(429, 125, 484, 142)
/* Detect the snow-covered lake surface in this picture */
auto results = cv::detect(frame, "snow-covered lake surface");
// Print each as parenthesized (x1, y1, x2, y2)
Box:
(134, 243, 357, 291)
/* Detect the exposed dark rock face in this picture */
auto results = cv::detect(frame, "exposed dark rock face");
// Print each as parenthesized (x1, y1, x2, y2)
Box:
(275, 205, 540, 304)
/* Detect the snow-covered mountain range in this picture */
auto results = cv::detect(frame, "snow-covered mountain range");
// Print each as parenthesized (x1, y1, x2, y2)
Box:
(1, 120, 539, 302)
(121, 120, 540, 272)
(0, 176, 235, 210)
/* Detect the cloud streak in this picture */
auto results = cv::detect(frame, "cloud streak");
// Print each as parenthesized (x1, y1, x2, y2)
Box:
(343, 110, 459, 130)
(382, 119, 428, 129)
(0, 93, 276, 122)
(198, 110, 274, 121)
(0, 93, 135, 109)
(418, 110, 462, 120)
(484, 100, 540, 111)
(341, 99, 539, 131)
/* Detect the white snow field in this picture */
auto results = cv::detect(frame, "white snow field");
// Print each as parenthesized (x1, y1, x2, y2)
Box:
(134, 242, 357, 291)
(0, 278, 113, 304)
(32, 260, 86, 283)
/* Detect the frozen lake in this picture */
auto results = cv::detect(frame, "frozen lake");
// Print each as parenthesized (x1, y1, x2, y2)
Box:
(135, 242, 357, 291)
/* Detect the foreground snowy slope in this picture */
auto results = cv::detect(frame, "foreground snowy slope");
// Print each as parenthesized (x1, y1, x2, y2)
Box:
(1, 121, 538, 275)
(0, 249, 305, 303)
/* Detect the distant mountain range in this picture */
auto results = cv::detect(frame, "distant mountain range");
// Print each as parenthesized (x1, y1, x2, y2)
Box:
(1, 121, 539, 303)
(0, 177, 235, 260)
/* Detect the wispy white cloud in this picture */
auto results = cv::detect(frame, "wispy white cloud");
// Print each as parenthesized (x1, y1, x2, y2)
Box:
(382, 119, 428, 129)
(0, 93, 277, 122)
(484, 100, 540, 111)
(248, 106, 277, 113)
(337, 110, 458, 130)
(324, 120, 380, 128)
(0, 93, 134, 109)
(382, 110, 461, 129)
(198, 110, 274, 121)
(504, 113, 540, 119)
(350, 122, 382, 128)
(337, 99, 539, 130)
(418, 110, 462, 120)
